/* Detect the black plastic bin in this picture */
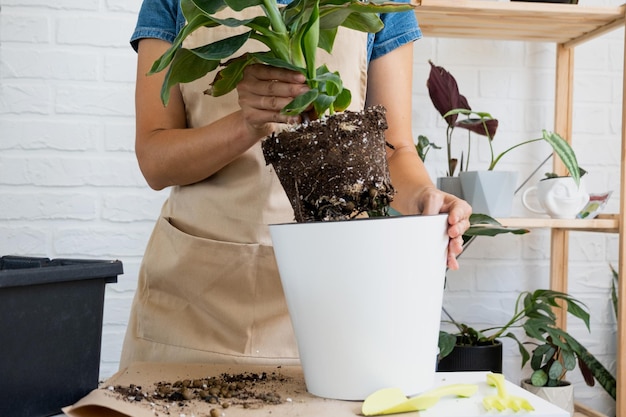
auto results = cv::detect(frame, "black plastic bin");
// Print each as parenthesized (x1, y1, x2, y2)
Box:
(0, 256, 122, 417)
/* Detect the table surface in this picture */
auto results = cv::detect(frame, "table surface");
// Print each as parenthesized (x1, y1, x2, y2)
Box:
(61, 363, 571, 417)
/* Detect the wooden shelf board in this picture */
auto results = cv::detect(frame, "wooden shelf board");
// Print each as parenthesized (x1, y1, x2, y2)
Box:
(412, 0, 626, 46)
(496, 213, 619, 232)
(574, 401, 609, 417)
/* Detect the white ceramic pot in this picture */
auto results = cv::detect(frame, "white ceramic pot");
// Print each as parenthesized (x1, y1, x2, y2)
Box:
(522, 177, 589, 219)
(521, 379, 574, 416)
(269, 214, 449, 400)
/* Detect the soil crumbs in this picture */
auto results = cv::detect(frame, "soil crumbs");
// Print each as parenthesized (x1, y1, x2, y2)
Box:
(106, 371, 292, 417)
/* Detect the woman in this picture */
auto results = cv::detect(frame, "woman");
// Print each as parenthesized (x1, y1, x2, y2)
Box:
(120, 0, 472, 368)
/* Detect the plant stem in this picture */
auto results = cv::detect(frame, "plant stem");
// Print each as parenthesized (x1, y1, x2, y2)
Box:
(446, 125, 454, 176)
(485, 291, 528, 340)
(262, 0, 288, 35)
(488, 138, 542, 170)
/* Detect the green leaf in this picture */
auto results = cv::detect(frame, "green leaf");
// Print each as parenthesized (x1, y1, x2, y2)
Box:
(318, 28, 338, 53)
(530, 369, 548, 387)
(531, 344, 554, 368)
(318, 8, 357, 30)
(464, 213, 529, 237)
(192, 31, 252, 60)
(251, 51, 304, 72)
(438, 331, 457, 359)
(563, 296, 590, 329)
(224, 0, 264, 12)
(333, 88, 351, 112)
(573, 336, 616, 399)
(338, 11, 384, 32)
(313, 92, 336, 116)
(542, 130, 581, 186)
(610, 264, 619, 319)
(315, 67, 342, 94)
(188, 0, 228, 15)
(503, 332, 530, 367)
(561, 349, 577, 371)
(302, 0, 320, 79)
(150, 13, 218, 74)
(210, 53, 258, 96)
(160, 48, 221, 105)
(281, 89, 319, 115)
(206, 15, 265, 28)
(548, 361, 564, 381)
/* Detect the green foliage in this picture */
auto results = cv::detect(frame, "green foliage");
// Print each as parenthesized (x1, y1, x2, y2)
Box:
(441, 290, 587, 353)
(462, 213, 528, 244)
(415, 134, 441, 162)
(426, 62, 583, 184)
(443, 110, 583, 187)
(150, 0, 413, 117)
(440, 288, 616, 393)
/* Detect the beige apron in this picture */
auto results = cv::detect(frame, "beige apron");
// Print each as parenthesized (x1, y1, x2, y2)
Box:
(120, 7, 368, 368)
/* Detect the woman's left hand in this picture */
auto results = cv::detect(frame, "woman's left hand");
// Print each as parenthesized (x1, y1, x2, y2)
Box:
(414, 186, 472, 270)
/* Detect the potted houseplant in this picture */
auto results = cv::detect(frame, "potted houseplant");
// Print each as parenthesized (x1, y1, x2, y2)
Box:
(436, 215, 531, 374)
(439, 288, 615, 415)
(149, 0, 454, 401)
(150, 0, 415, 222)
(517, 290, 615, 416)
(425, 61, 582, 217)
(522, 169, 590, 219)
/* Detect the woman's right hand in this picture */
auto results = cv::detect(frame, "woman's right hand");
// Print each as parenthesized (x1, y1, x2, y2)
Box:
(134, 40, 309, 190)
(236, 64, 310, 138)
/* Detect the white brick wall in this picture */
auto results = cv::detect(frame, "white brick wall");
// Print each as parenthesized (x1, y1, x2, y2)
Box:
(413, 2, 624, 413)
(0, 0, 622, 415)
(0, 0, 168, 378)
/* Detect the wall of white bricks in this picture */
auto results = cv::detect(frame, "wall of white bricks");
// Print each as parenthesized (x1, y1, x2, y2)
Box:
(0, 0, 622, 415)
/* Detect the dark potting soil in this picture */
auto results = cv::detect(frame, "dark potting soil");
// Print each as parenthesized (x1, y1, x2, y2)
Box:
(107, 371, 289, 415)
(262, 105, 395, 222)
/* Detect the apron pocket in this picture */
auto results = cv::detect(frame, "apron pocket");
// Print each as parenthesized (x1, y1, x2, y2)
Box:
(136, 215, 260, 356)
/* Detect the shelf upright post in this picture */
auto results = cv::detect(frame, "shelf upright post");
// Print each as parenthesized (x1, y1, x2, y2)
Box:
(616, 13, 626, 417)
(550, 43, 576, 330)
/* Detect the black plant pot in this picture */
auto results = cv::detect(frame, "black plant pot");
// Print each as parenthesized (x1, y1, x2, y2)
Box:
(0, 256, 122, 417)
(438, 339, 503, 373)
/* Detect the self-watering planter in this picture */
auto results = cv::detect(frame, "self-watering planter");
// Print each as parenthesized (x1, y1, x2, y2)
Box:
(0, 256, 122, 417)
(269, 214, 449, 400)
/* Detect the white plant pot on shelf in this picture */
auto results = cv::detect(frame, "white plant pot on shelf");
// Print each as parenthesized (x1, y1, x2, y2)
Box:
(269, 214, 449, 401)
(521, 379, 574, 417)
(460, 170, 518, 217)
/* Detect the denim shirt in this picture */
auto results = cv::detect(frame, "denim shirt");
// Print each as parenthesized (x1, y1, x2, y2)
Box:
(130, 0, 421, 63)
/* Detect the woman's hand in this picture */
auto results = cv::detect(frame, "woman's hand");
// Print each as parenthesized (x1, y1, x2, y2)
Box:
(413, 186, 472, 270)
(236, 64, 309, 139)
(134, 40, 311, 190)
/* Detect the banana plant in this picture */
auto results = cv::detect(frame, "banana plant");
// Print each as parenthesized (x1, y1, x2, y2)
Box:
(150, 0, 414, 118)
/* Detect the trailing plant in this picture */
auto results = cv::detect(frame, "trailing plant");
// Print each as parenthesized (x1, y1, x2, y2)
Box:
(149, 0, 413, 118)
(426, 61, 583, 186)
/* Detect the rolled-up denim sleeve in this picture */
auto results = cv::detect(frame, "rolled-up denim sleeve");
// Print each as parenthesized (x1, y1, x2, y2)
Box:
(369, 4, 422, 62)
(130, 0, 183, 52)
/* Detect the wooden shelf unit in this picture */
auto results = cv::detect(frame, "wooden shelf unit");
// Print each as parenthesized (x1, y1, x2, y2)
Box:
(412, 1, 626, 415)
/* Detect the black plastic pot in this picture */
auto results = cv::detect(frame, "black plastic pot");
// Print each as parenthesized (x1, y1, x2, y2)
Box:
(0, 256, 122, 417)
(437, 339, 503, 373)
